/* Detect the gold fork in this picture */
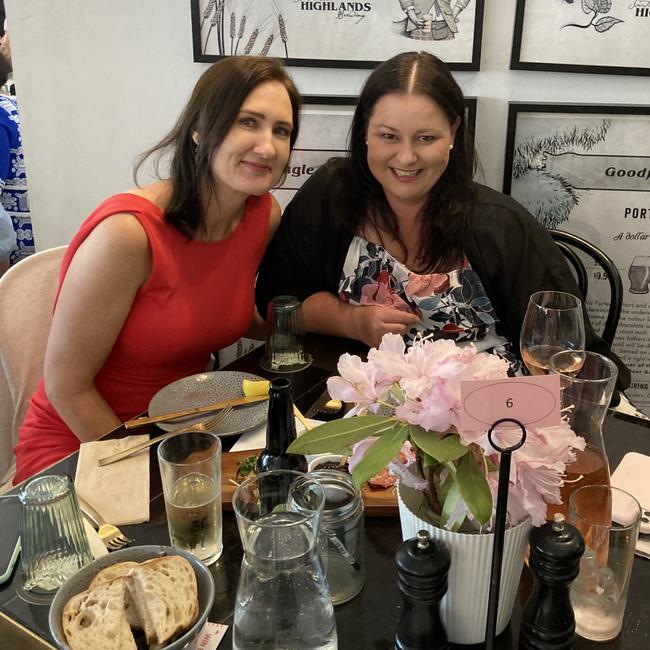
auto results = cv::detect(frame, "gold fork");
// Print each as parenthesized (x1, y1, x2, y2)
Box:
(97, 406, 233, 467)
(76, 494, 132, 551)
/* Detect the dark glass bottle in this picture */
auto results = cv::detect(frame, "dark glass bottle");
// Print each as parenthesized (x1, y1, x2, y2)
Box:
(395, 530, 450, 650)
(256, 377, 307, 474)
(256, 377, 307, 514)
(519, 514, 585, 649)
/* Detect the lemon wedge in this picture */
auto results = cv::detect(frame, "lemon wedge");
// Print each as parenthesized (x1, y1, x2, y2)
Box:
(242, 379, 270, 397)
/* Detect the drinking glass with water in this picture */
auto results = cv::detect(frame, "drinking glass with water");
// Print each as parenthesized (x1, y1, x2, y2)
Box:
(158, 431, 222, 565)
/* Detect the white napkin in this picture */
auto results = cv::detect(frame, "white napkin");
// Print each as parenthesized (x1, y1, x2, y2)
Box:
(75, 435, 150, 526)
(230, 417, 323, 452)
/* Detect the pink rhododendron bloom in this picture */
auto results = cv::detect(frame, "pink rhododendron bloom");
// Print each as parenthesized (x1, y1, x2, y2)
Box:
(327, 353, 386, 407)
(326, 333, 586, 530)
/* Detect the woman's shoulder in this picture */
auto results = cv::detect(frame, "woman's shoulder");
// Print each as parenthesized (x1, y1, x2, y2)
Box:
(468, 183, 543, 235)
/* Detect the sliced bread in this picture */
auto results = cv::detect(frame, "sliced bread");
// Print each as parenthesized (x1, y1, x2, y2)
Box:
(62, 578, 136, 650)
(88, 561, 141, 628)
(126, 555, 199, 647)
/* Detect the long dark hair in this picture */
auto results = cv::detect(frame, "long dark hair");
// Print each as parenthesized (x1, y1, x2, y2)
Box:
(134, 56, 301, 237)
(330, 51, 474, 273)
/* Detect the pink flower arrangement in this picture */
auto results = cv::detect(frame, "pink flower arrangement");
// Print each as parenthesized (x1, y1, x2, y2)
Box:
(290, 333, 585, 530)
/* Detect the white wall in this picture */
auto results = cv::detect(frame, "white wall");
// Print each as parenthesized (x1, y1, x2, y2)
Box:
(6, 0, 650, 250)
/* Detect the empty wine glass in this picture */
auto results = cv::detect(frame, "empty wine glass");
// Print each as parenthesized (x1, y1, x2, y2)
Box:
(520, 291, 585, 375)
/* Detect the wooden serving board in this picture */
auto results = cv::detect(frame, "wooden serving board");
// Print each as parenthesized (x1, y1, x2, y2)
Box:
(221, 450, 398, 517)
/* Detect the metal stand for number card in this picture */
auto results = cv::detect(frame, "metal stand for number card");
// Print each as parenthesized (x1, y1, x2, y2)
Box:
(484, 418, 527, 650)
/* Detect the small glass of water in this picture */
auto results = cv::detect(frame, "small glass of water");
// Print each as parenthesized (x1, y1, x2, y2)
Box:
(158, 431, 222, 565)
(569, 485, 641, 641)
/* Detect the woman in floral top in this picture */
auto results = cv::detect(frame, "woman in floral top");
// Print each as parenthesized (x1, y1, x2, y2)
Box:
(256, 52, 629, 387)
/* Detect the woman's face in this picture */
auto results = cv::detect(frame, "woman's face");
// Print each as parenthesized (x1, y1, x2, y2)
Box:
(366, 92, 458, 211)
(209, 80, 294, 198)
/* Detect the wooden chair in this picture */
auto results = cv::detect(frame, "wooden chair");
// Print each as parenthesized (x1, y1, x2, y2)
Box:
(548, 229, 622, 347)
(0, 246, 67, 488)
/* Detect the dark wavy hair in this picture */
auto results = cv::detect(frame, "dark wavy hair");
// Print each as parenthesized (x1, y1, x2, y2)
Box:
(329, 51, 475, 273)
(134, 56, 301, 238)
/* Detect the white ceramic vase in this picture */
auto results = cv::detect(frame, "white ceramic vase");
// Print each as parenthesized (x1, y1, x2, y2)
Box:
(397, 480, 532, 645)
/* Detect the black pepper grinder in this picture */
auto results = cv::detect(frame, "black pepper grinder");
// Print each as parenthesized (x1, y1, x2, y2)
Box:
(395, 529, 450, 650)
(519, 513, 585, 649)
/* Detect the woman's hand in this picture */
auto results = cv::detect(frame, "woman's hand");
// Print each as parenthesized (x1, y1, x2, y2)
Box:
(349, 304, 421, 348)
(302, 292, 420, 348)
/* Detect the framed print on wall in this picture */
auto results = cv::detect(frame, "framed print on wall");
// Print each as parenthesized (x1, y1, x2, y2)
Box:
(511, 0, 650, 76)
(273, 95, 478, 209)
(191, 0, 485, 70)
(503, 103, 650, 414)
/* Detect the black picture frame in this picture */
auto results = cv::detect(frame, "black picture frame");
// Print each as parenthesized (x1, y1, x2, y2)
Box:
(511, 0, 650, 76)
(502, 102, 650, 413)
(191, 0, 485, 71)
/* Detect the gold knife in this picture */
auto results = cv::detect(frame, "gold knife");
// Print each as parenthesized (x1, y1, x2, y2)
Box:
(124, 395, 268, 429)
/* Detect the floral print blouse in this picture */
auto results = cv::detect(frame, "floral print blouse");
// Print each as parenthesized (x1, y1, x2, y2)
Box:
(338, 236, 522, 372)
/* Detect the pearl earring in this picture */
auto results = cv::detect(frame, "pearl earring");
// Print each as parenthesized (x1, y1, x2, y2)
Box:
(449, 144, 454, 151)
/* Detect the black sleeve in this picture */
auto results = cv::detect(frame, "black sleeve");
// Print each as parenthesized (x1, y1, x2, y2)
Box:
(255, 165, 352, 318)
(464, 185, 631, 391)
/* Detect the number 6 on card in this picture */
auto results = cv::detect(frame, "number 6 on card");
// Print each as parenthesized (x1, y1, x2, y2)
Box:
(460, 375, 561, 433)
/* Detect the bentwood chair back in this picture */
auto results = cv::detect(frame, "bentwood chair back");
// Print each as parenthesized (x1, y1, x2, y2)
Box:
(548, 230, 623, 348)
(0, 246, 67, 488)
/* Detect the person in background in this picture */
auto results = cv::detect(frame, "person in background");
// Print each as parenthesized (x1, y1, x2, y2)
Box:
(0, 23, 32, 267)
(14, 56, 301, 482)
(255, 51, 630, 389)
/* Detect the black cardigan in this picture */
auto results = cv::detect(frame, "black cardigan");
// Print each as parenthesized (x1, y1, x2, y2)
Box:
(256, 166, 630, 390)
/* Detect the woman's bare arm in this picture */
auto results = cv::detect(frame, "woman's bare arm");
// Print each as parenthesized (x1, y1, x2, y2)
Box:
(43, 214, 151, 442)
(303, 292, 420, 348)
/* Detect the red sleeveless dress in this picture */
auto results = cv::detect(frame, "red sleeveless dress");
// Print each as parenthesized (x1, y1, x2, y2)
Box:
(14, 192, 271, 483)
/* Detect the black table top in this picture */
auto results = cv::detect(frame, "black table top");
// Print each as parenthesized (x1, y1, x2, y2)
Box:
(1, 337, 649, 649)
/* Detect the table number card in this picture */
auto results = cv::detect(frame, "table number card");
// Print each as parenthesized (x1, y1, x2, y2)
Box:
(460, 374, 561, 432)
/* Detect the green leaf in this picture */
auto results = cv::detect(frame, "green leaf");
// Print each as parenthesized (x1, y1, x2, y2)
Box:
(456, 453, 493, 525)
(410, 426, 468, 463)
(351, 423, 409, 487)
(389, 384, 405, 404)
(419, 450, 437, 468)
(287, 415, 396, 454)
(440, 479, 461, 528)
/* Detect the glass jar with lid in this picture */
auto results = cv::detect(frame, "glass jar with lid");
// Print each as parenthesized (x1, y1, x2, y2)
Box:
(309, 468, 365, 605)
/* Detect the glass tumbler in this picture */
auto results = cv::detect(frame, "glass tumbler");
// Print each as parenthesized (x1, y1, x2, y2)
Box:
(19, 474, 92, 592)
(158, 430, 223, 565)
(308, 469, 365, 605)
(232, 470, 337, 650)
(569, 485, 641, 641)
(259, 295, 312, 373)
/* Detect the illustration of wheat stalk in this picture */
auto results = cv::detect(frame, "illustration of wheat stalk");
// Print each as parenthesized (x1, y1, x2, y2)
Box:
(260, 34, 274, 57)
(243, 29, 259, 55)
(202, 0, 225, 55)
(230, 12, 236, 55)
(200, 0, 216, 30)
(234, 15, 247, 55)
(278, 14, 289, 59)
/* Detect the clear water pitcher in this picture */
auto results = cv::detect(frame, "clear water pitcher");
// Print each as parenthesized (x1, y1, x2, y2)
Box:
(232, 470, 337, 650)
(548, 350, 618, 520)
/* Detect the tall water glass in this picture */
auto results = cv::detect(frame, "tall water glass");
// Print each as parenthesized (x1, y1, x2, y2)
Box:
(520, 291, 585, 375)
(232, 470, 337, 650)
(19, 474, 92, 592)
(259, 295, 313, 373)
(158, 431, 222, 565)
(548, 350, 618, 520)
(569, 485, 641, 641)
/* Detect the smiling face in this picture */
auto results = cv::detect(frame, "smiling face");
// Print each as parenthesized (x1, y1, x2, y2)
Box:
(208, 80, 294, 199)
(366, 92, 458, 212)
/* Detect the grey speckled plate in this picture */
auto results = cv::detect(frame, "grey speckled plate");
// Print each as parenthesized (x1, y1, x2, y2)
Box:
(148, 370, 268, 435)
(48, 545, 215, 650)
